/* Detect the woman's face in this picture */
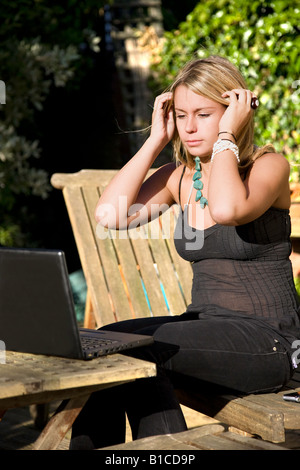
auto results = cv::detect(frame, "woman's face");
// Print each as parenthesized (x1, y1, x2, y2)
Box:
(174, 85, 226, 159)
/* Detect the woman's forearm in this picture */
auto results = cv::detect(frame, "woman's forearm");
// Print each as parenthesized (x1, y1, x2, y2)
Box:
(208, 150, 247, 225)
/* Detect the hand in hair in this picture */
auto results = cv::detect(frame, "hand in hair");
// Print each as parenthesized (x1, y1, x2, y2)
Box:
(149, 92, 175, 149)
(219, 89, 257, 139)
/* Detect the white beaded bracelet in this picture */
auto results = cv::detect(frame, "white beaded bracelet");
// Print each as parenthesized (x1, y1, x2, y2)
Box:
(211, 139, 240, 163)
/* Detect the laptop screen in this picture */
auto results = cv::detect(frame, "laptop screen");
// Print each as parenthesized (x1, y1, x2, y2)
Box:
(0, 247, 84, 359)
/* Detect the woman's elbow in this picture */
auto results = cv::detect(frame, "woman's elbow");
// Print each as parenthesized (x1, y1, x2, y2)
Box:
(209, 205, 237, 226)
(95, 203, 120, 229)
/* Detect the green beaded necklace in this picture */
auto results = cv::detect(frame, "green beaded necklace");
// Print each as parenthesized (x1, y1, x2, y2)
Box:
(193, 157, 208, 209)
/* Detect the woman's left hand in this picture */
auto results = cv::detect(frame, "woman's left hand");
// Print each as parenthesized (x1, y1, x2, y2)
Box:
(218, 89, 257, 137)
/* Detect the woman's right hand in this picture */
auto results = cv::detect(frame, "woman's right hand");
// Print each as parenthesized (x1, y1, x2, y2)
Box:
(149, 92, 175, 147)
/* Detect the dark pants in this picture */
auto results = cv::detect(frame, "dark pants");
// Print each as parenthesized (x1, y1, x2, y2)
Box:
(70, 312, 292, 449)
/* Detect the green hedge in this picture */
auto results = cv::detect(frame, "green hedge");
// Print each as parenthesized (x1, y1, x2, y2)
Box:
(153, 0, 300, 178)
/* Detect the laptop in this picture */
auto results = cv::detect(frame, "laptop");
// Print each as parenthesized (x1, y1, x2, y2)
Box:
(0, 247, 153, 360)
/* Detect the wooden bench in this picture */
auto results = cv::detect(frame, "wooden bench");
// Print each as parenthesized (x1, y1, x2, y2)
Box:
(100, 424, 287, 451)
(51, 169, 300, 444)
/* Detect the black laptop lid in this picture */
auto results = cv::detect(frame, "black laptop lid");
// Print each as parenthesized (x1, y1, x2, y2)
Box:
(0, 247, 84, 359)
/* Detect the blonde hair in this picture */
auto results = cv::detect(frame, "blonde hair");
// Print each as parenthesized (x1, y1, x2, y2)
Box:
(166, 56, 275, 171)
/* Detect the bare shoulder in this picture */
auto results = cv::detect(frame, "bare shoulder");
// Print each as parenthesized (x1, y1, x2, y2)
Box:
(150, 162, 186, 204)
(151, 161, 178, 177)
(166, 163, 186, 202)
(144, 162, 177, 185)
(252, 152, 290, 178)
(249, 152, 290, 209)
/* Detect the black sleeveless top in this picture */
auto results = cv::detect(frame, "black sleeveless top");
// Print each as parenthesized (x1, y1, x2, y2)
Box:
(174, 167, 300, 352)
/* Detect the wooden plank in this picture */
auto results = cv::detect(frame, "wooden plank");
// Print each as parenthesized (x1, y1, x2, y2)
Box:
(100, 424, 286, 450)
(188, 432, 286, 451)
(176, 389, 286, 443)
(87, 184, 143, 323)
(240, 390, 300, 430)
(148, 217, 187, 316)
(129, 230, 170, 316)
(101, 424, 225, 450)
(33, 394, 90, 450)
(51, 169, 118, 189)
(83, 290, 96, 329)
(95, 232, 134, 323)
(161, 205, 192, 305)
(0, 383, 129, 410)
(94, 187, 155, 322)
(0, 351, 156, 409)
(51, 168, 157, 189)
(81, 185, 138, 323)
(113, 234, 153, 318)
(242, 389, 300, 411)
(62, 186, 120, 326)
(52, 169, 158, 192)
(219, 431, 288, 450)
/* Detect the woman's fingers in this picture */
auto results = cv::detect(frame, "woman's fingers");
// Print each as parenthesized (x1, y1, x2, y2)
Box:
(222, 90, 239, 103)
(153, 92, 173, 111)
(222, 89, 259, 109)
(219, 89, 258, 136)
(150, 92, 175, 144)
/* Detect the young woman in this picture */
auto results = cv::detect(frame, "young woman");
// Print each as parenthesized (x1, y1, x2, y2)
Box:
(70, 55, 300, 449)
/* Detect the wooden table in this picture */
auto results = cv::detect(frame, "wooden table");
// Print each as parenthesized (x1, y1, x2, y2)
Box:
(0, 350, 156, 450)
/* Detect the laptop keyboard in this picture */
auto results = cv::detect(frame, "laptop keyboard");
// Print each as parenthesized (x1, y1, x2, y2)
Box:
(80, 335, 119, 350)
